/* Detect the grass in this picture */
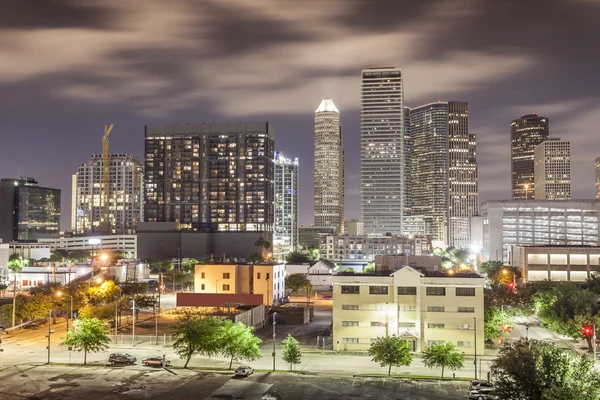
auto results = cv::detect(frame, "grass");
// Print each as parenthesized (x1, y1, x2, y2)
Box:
(353, 373, 472, 381)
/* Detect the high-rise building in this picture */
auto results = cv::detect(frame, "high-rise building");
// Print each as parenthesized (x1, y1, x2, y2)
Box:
(447, 102, 478, 248)
(72, 154, 143, 235)
(273, 152, 299, 262)
(596, 157, 600, 199)
(534, 138, 571, 200)
(410, 102, 449, 244)
(144, 122, 275, 232)
(344, 219, 365, 236)
(361, 67, 405, 235)
(511, 114, 549, 199)
(0, 177, 60, 242)
(403, 106, 413, 216)
(314, 99, 344, 233)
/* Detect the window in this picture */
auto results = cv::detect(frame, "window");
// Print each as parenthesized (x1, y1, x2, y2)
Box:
(257, 273, 261, 279)
(456, 287, 475, 296)
(398, 322, 416, 328)
(201, 272, 205, 279)
(342, 321, 359, 326)
(201, 284, 205, 290)
(342, 305, 359, 310)
(223, 273, 230, 279)
(341, 285, 360, 294)
(428, 340, 445, 345)
(266, 273, 270, 280)
(457, 324, 474, 330)
(369, 286, 388, 295)
(400, 305, 416, 311)
(426, 287, 445, 296)
(457, 307, 475, 313)
(371, 322, 385, 327)
(397, 286, 417, 295)
(342, 338, 359, 344)
(222, 284, 230, 291)
(427, 323, 445, 329)
(370, 304, 387, 311)
(427, 306, 445, 312)
(457, 341, 475, 347)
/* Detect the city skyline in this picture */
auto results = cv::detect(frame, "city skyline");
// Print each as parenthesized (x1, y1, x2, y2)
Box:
(1, 1, 599, 230)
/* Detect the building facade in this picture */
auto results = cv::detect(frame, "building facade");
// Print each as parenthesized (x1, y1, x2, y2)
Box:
(273, 152, 299, 262)
(511, 245, 600, 282)
(481, 200, 600, 263)
(314, 99, 344, 233)
(144, 122, 275, 232)
(534, 138, 571, 200)
(332, 267, 485, 355)
(298, 226, 336, 250)
(72, 154, 143, 235)
(511, 114, 549, 199)
(0, 177, 60, 242)
(403, 106, 413, 216)
(320, 234, 432, 262)
(361, 67, 405, 235)
(595, 157, 600, 199)
(345, 219, 364, 236)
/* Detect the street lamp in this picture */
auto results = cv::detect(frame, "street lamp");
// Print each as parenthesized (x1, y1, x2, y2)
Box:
(56, 291, 73, 332)
(272, 312, 277, 371)
(46, 309, 55, 364)
(524, 183, 530, 200)
(473, 317, 477, 380)
(502, 269, 516, 288)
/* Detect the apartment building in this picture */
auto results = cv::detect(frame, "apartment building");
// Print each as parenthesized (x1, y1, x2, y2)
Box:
(194, 263, 285, 306)
(332, 266, 485, 355)
(320, 234, 432, 262)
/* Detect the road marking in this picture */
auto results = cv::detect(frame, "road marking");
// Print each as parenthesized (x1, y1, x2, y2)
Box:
(382, 378, 385, 387)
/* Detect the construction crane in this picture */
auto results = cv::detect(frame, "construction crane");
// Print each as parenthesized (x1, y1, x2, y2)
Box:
(102, 123, 114, 234)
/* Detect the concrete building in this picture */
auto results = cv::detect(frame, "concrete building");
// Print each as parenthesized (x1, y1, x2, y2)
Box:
(72, 154, 143, 235)
(595, 157, 600, 199)
(332, 267, 485, 354)
(0, 177, 60, 242)
(511, 114, 549, 199)
(345, 219, 364, 236)
(144, 122, 275, 232)
(361, 67, 405, 235)
(374, 255, 442, 272)
(534, 138, 571, 200)
(285, 260, 335, 289)
(30, 235, 136, 258)
(511, 245, 600, 282)
(273, 152, 299, 262)
(320, 234, 432, 262)
(314, 99, 344, 233)
(298, 226, 336, 250)
(194, 263, 285, 306)
(403, 106, 413, 217)
(481, 200, 600, 263)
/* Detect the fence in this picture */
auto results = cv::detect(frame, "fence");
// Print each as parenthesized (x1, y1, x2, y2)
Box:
(108, 334, 173, 347)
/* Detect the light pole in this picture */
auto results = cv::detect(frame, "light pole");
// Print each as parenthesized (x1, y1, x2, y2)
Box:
(46, 309, 55, 364)
(502, 269, 516, 288)
(132, 298, 136, 343)
(56, 291, 73, 332)
(272, 312, 277, 371)
(114, 286, 122, 344)
(473, 316, 477, 380)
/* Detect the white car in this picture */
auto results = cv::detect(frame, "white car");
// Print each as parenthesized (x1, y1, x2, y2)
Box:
(235, 366, 254, 377)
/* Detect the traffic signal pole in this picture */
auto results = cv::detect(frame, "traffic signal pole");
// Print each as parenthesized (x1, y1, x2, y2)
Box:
(594, 325, 597, 362)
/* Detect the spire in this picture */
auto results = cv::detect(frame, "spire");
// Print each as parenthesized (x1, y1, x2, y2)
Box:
(315, 98, 339, 113)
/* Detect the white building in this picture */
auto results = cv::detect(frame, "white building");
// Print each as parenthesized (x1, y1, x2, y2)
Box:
(285, 260, 335, 289)
(481, 200, 600, 263)
(534, 138, 571, 200)
(596, 157, 600, 199)
(320, 234, 431, 262)
(511, 245, 600, 282)
(361, 67, 404, 235)
(314, 99, 344, 233)
(273, 152, 299, 262)
(0, 241, 9, 283)
(72, 154, 143, 234)
(13, 235, 138, 258)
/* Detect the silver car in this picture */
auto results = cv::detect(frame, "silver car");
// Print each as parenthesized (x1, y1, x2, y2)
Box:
(235, 366, 254, 377)
(142, 357, 170, 367)
(469, 389, 499, 400)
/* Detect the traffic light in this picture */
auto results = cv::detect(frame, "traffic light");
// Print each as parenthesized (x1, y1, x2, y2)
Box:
(583, 325, 593, 337)
(502, 324, 512, 332)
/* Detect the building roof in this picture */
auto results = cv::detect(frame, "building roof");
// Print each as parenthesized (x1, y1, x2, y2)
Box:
(176, 293, 264, 307)
(315, 99, 339, 113)
(312, 259, 336, 270)
(335, 265, 483, 279)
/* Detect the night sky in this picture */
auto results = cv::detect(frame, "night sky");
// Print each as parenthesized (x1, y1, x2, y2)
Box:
(1, 0, 599, 230)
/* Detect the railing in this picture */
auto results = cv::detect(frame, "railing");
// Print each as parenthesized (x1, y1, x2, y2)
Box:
(108, 334, 173, 347)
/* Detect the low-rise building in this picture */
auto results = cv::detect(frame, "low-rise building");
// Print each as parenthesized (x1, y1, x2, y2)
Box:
(374, 255, 442, 272)
(511, 245, 600, 282)
(285, 261, 334, 289)
(320, 234, 432, 262)
(332, 267, 484, 355)
(299, 226, 336, 250)
(194, 263, 285, 306)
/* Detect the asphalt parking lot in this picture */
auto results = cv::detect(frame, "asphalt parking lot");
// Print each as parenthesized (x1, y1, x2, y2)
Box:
(0, 365, 467, 400)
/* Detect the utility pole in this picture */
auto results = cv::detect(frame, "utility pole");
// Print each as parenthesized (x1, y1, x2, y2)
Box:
(46, 309, 54, 364)
(11, 265, 17, 330)
(132, 298, 136, 343)
(473, 316, 477, 380)
(272, 312, 277, 371)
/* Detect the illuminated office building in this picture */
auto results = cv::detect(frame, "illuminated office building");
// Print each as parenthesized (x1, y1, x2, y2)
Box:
(511, 114, 549, 199)
(534, 138, 571, 200)
(274, 152, 299, 262)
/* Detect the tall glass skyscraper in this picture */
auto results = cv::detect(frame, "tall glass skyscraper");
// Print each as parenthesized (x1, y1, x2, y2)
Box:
(361, 67, 404, 235)
(314, 99, 344, 233)
(511, 114, 549, 199)
(274, 152, 299, 262)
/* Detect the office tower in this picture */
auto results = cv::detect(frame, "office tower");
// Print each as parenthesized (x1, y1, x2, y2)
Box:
(447, 101, 479, 248)
(596, 157, 600, 199)
(534, 138, 571, 200)
(410, 102, 449, 244)
(403, 106, 412, 216)
(344, 219, 365, 236)
(273, 152, 299, 262)
(72, 154, 143, 235)
(361, 67, 404, 235)
(0, 177, 60, 242)
(511, 114, 549, 199)
(314, 99, 344, 233)
(144, 122, 275, 232)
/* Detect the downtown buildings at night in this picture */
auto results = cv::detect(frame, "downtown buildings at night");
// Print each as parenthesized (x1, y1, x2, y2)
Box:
(533, 138, 571, 200)
(273, 152, 299, 262)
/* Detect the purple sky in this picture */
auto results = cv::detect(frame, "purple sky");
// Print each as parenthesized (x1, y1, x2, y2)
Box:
(1, 0, 599, 230)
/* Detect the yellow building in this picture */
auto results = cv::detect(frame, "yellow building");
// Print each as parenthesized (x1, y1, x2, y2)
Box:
(194, 263, 285, 306)
(333, 266, 484, 355)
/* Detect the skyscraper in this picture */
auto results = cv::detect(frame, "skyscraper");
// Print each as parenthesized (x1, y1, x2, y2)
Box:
(534, 138, 571, 200)
(403, 106, 412, 216)
(314, 99, 344, 233)
(72, 154, 143, 234)
(596, 157, 600, 199)
(144, 122, 274, 232)
(274, 152, 299, 262)
(361, 67, 404, 235)
(447, 101, 478, 248)
(410, 102, 449, 244)
(0, 177, 60, 242)
(511, 114, 549, 199)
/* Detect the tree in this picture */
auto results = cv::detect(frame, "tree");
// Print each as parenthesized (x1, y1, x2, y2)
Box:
(421, 342, 464, 378)
(362, 262, 375, 274)
(247, 253, 264, 264)
(492, 339, 600, 400)
(181, 258, 200, 273)
(60, 317, 111, 365)
(282, 334, 302, 371)
(171, 311, 222, 368)
(285, 273, 313, 297)
(254, 237, 271, 259)
(218, 320, 262, 369)
(285, 252, 311, 264)
(0, 282, 7, 298)
(368, 336, 413, 376)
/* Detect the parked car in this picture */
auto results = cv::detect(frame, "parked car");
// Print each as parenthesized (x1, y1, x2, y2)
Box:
(321, 295, 333, 300)
(469, 380, 494, 391)
(235, 366, 254, 377)
(108, 353, 137, 365)
(469, 389, 499, 400)
(142, 357, 170, 367)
